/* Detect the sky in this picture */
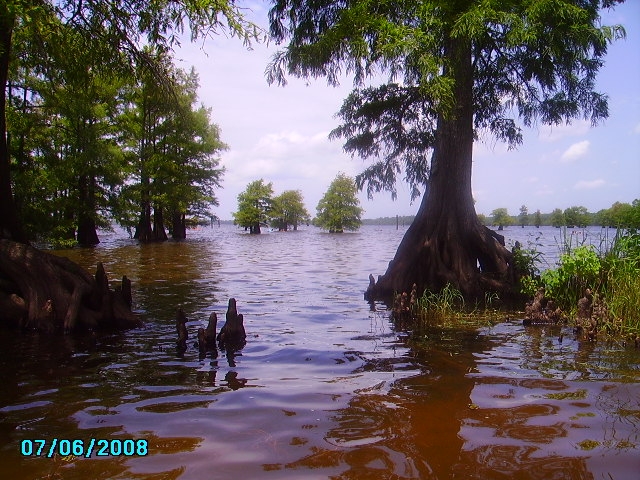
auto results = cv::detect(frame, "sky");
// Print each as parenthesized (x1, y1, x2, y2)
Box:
(174, 1, 640, 220)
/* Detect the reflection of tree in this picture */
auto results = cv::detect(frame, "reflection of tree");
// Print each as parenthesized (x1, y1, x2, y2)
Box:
(57, 240, 222, 319)
(279, 329, 483, 478)
(279, 326, 615, 478)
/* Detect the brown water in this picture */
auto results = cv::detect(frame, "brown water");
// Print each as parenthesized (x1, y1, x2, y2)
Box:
(0, 225, 638, 479)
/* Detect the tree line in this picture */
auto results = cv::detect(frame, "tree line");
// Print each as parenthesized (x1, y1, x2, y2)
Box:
(233, 173, 363, 233)
(482, 201, 640, 229)
(365, 201, 640, 230)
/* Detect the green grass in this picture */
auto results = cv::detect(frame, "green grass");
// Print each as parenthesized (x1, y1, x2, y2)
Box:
(412, 284, 504, 329)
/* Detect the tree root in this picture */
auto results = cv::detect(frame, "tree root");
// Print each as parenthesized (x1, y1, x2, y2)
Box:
(365, 219, 516, 303)
(0, 239, 141, 331)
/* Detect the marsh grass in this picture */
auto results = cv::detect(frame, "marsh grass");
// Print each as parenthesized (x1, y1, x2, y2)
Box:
(408, 230, 640, 338)
(544, 229, 640, 337)
(601, 232, 640, 336)
(414, 284, 504, 329)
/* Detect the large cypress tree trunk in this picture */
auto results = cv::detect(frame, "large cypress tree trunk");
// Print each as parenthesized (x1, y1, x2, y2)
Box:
(367, 36, 513, 301)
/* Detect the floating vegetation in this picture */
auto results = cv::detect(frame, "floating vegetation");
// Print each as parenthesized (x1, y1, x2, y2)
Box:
(544, 389, 588, 400)
(570, 412, 596, 421)
(577, 439, 600, 450)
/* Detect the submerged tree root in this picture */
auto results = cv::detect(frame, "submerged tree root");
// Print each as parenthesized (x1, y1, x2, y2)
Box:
(0, 239, 141, 331)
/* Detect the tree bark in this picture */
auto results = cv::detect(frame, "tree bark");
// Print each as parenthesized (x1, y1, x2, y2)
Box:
(134, 203, 152, 241)
(0, 10, 28, 243)
(0, 239, 141, 331)
(366, 36, 513, 302)
(152, 202, 168, 241)
(76, 175, 100, 246)
(171, 210, 187, 240)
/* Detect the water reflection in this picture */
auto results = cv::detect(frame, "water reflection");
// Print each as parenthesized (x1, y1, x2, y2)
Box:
(0, 226, 638, 479)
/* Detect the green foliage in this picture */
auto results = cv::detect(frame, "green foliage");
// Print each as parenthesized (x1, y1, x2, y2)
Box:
(518, 205, 529, 227)
(270, 190, 310, 231)
(8, 38, 225, 244)
(601, 232, 640, 335)
(268, 0, 625, 200)
(413, 284, 502, 328)
(417, 284, 465, 318)
(511, 236, 544, 296)
(550, 208, 565, 227)
(541, 245, 601, 310)
(2, 0, 259, 241)
(233, 179, 274, 234)
(597, 200, 640, 228)
(315, 173, 363, 233)
(563, 206, 589, 227)
(534, 210, 542, 228)
(491, 208, 512, 228)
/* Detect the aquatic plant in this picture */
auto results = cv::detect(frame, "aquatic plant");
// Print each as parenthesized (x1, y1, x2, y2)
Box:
(412, 284, 502, 328)
(541, 245, 602, 311)
(601, 232, 640, 336)
(538, 230, 640, 337)
(510, 233, 545, 296)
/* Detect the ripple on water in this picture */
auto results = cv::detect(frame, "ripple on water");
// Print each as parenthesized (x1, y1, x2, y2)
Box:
(0, 226, 638, 480)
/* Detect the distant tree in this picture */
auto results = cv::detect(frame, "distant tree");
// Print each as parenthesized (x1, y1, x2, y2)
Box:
(564, 206, 589, 227)
(270, 190, 310, 231)
(491, 208, 512, 230)
(551, 208, 565, 227)
(315, 173, 363, 233)
(607, 201, 633, 228)
(477, 213, 488, 226)
(534, 210, 542, 228)
(233, 179, 274, 234)
(518, 205, 529, 228)
(631, 199, 640, 229)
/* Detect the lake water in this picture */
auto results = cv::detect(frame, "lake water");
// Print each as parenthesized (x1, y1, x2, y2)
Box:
(0, 225, 638, 479)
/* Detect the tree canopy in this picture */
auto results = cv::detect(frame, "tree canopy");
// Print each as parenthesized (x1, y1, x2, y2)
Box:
(233, 179, 274, 234)
(268, 0, 624, 200)
(315, 173, 363, 233)
(271, 190, 310, 231)
(1, 0, 260, 242)
(491, 208, 513, 229)
(268, 0, 626, 300)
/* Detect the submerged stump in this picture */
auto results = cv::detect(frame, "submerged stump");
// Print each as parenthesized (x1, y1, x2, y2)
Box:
(217, 298, 246, 351)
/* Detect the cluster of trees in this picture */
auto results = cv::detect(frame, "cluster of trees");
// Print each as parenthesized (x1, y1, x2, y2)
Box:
(233, 179, 310, 234)
(1, 1, 259, 246)
(7, 43, 225, 245)
(233, 173, 363, 234)
(0, 0, 258, 332)
(481, 201, 640, 229)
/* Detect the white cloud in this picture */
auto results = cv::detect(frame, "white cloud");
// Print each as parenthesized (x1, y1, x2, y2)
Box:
(560, 140, 590, 162)
(574, 179, 606, 190)
(634, 122, 640, 134)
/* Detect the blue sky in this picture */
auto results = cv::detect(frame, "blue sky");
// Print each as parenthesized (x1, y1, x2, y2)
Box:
(175, 2, 639, 220)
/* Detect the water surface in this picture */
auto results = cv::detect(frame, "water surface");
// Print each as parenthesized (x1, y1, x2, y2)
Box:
(0, 225, 637, 479)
